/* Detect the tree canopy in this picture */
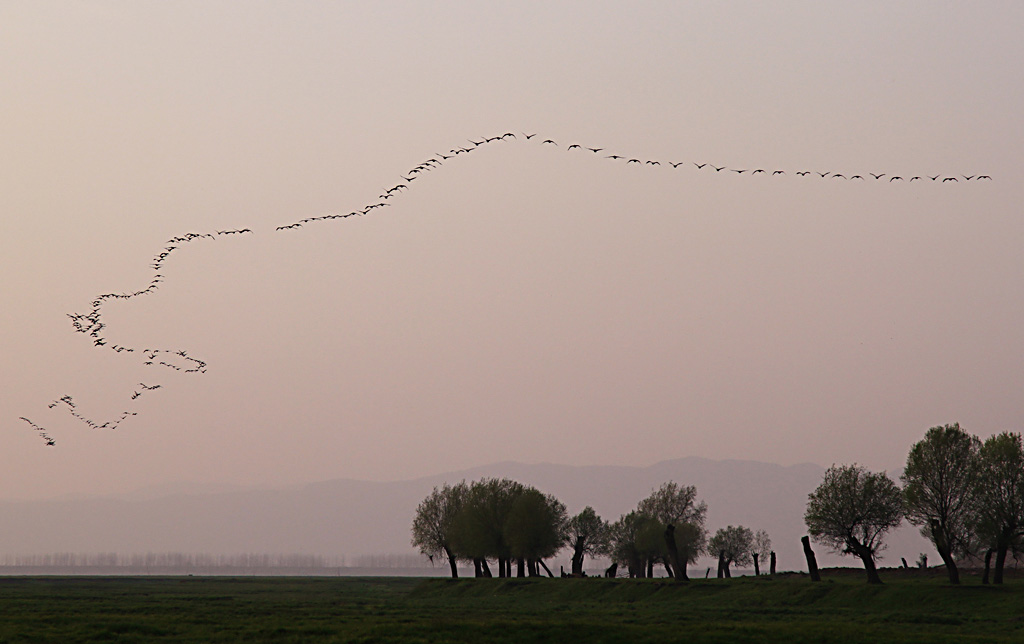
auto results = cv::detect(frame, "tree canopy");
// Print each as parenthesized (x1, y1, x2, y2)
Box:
(805, 464, 903, 584)
(901, 423, 979, 584)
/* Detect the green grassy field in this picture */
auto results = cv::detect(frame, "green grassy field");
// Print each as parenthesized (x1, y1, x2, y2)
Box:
(0, 571, 1021, 643)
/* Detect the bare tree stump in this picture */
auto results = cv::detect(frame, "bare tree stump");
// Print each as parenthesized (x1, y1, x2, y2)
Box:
(801, 536, 821, 582)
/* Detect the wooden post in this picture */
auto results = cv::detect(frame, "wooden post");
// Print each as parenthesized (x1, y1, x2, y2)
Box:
(770, 551, 777, 575)
(801, 536, 821, 582)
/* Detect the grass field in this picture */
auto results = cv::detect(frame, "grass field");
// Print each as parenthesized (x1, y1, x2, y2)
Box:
(0, 570, 1021, 643)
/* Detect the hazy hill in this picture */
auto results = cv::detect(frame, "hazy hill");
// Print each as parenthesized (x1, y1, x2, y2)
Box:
(0, 457, 931, 571)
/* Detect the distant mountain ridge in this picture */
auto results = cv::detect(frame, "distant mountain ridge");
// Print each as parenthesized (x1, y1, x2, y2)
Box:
(0, 457, 931, 571)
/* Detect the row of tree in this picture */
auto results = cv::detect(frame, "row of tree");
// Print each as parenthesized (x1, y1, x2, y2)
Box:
(804, 424, 1024, 584)
(412, 478, 773, 579)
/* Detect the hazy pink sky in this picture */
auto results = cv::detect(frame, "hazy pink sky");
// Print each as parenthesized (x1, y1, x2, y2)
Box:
(2, 1, 1022, 500)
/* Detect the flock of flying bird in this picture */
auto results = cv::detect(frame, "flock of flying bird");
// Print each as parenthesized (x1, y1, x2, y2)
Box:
(20, 131, 990, 446)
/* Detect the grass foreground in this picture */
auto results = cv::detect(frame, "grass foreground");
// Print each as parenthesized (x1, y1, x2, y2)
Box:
(0, 571, 1022, 643)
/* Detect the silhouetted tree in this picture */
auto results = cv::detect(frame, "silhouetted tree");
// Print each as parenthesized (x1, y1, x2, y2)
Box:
(708, 525, 754, 577)
(504, 488, 567, 576)
(411, 481, 468, 578)
(604, 511, 662, 577)
(752, 529, 771, 576)
(635, 481, 708, 577)
(972, 432, 1024, 584)
(450, 478, 525, 577)
(901, 423, 979, 584)
(805, 464, 903, 584)
(565, 506, 608, 575)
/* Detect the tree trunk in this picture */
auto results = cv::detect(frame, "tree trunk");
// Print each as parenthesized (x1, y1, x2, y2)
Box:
(473, 558, 483, 577)
(538, 558, 554, 578)
(677, 544, 691, 580)
(663, 524, 686, 581)
(444, 546, 458, 579)
(717, 551, 725, 579)
(850, 541, 882, 584)
(571, 542, 585, 575)
(646, 559, 654, 579)
(753, 553, 760, 576)
(516, 558, 525, 578)
(994, 537, 1009, 585)
(481, 559, 493, 577)
(928, 519, 959, 584)
(982, 548, 994, 585)
(770, 551, 776, 575)
(801, 536, 821, 582)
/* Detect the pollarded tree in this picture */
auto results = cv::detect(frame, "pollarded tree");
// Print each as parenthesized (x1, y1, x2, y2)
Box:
(805, 464, 903, 584)
(504, 488, 567, 576)
(411, 481, 468, 578)
(972, 432, 1024, 584)
(752, 529, 772, 575)
(636, 481, 708, 577)
(565, 507, 608, 575)
(901, 423, 980, 584)
(708, 525, 754, 577)
(450, 478, 525, 577)
(604, 510, 664, 578)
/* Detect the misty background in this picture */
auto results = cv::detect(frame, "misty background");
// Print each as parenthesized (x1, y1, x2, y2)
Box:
(1, 2, 1021, 567)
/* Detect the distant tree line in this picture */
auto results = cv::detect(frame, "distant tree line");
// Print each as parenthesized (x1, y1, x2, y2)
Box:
(0, 552, 340, 569)
(411, 478, 773, 579)
(414, 424, 1024, 586)
(804, 424, 1024, 585)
